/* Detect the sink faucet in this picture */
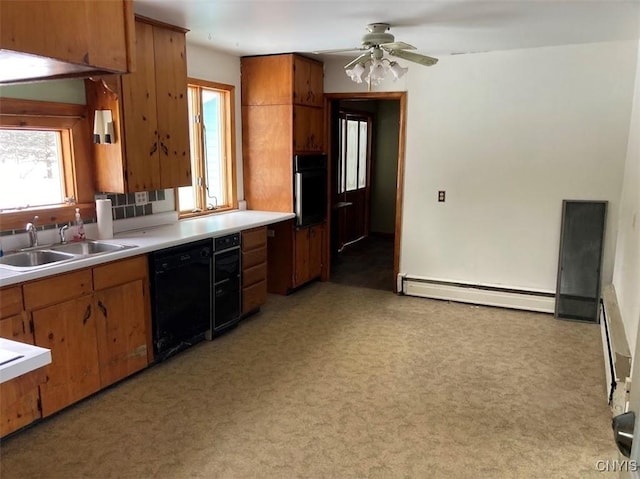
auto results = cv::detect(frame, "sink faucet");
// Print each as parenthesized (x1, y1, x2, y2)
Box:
(59, 224, 69, 244)
(25, 216, 39, 247)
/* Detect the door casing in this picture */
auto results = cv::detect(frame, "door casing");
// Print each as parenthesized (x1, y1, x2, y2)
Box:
(323, 92, 407, 293)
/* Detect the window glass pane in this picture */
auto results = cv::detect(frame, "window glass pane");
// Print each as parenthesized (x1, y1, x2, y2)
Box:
(0, 129, 64, 210)
(358, 121, 367, 188)
(202, 89, 224, 207)
(346, 119, 358, 191)
(179, 88, 198, 213)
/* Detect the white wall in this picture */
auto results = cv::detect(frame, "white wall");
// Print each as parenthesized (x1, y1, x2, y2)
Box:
(186, 44, 244, 201)
(623, 38, 640, 467)
(327, 41, 638, 293)
(615, 38, 640, 356)
(0, 78, 86, 104)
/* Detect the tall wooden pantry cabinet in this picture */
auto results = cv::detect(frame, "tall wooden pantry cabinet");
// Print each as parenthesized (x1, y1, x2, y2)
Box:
(241, 53, 326, 293)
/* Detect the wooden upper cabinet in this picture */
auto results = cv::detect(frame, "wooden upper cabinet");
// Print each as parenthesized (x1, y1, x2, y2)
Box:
(152, 25, 191, 189)
(0, 0, 134, 84)
(293, 56, 324, 107)
(120, 20, 162, 192)
(85, 16, 191, 193)
(293, 106, 324, 152)
(241, 54, 323, 107)
(241, 55, 294, 106)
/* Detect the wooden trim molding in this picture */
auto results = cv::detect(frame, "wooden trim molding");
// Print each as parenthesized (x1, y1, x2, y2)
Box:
(323, 91, 408, 293)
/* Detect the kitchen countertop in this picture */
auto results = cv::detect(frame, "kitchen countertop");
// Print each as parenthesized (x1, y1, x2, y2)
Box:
(0, 338, 51, 384)
(0, 210, 295, 287)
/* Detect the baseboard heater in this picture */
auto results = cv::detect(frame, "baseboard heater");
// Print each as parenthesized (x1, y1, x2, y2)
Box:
(600, 284, 631, 415)
(399, 275, 556, 313)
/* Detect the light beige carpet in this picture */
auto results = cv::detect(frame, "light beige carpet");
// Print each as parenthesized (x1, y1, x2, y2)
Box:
(0, 282, 618, 478)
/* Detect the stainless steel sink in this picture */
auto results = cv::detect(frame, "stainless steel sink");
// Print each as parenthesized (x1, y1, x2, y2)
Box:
(0, 240, 136, 271)
(51, 240, 130, 255)
(0, 250, 76, 268)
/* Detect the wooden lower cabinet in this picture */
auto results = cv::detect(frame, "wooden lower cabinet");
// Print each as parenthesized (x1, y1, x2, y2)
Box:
(294, 224, 323, 288)
(94, 278, 148, 388)
(0, 301, 43, 437)
(33, 296, 101, 417)
(241, 226, 268, 315)
(12, 255, 152, 423)
(267, 220, 324, 294)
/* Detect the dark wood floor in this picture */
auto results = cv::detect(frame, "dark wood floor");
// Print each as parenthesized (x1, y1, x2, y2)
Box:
(329, 235, 395, 291)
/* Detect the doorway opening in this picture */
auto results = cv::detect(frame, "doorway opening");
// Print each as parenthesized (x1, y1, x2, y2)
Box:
(324, 92, 406, 292)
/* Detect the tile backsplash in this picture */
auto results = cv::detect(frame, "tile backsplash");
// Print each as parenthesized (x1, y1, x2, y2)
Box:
(0, 189, 171, 237)
(95, 189, 166, 220)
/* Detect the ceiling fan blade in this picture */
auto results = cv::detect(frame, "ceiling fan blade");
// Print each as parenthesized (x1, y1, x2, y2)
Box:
(312, 47, 365, 55)
(386, 48, 438, 66)
(344, 52, 371, 70)
(379, 41, 415, 51)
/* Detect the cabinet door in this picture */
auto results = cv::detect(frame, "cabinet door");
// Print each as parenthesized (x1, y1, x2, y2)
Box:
(309, 224, 324, 279)
(94, 280, 148, 388)
(33, 297, 101, 417)
(293, 106, 324, 153)
(294, 227, 310, 287)
(1, 1, 89, 66)
(293, 56, 323, 107)
(121, 20, 161, 192)
(241, 55, 294, 106)
(153, 25, 192, 188)
(0, 313, 42, 437)
(0, 0, 132, 81)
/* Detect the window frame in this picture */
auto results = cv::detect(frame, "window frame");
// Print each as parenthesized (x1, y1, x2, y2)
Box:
(176, 78, 238, 218)
(0, 98, 95, 231)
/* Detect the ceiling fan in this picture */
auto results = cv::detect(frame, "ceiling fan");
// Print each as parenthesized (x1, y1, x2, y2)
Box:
(314, 23, 438, 85)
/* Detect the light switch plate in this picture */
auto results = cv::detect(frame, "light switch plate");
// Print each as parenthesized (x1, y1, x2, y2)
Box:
(135, 191, 149, 205)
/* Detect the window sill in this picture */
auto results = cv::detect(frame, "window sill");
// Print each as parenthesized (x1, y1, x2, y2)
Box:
(178, 206, 236, 221)
(0, 204, 96, 232)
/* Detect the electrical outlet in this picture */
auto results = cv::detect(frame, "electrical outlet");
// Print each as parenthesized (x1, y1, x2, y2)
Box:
(135, 191, 149, 205)
(438, 191, 446, 202)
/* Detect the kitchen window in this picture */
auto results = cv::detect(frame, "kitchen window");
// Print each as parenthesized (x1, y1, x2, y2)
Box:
(0, 129, 66, 210)
(0, 98, 94, 231)
(177, 79, 237, 216)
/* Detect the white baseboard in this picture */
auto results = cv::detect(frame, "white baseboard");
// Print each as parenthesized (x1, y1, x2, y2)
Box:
(402, 277, 555, 313)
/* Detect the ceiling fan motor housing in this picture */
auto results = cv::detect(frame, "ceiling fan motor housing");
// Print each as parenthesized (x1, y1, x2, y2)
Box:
(362, 23, 394, 47)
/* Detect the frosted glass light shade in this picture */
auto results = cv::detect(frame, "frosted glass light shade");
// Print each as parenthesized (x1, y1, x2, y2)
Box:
(345, 63, 365, 83)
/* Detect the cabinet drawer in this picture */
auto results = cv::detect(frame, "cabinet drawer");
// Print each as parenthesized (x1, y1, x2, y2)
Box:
(242, 246, 267, 269)
(242, 280, 267, 314)
(0, 287, 23, 319)
(23, 269, 92, 310)
(243, 263, 267, 288)
(93, 255, 148, 290)
(242, 226, 267, 251)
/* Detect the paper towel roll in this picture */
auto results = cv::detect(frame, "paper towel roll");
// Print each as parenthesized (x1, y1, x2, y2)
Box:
(96, 199, 114, 239)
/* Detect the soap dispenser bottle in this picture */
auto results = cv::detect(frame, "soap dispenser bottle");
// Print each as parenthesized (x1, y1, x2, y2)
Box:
(73, 207, 85, 241)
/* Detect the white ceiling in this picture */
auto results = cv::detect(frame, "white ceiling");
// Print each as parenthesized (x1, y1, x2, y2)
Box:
(134, 1, 640, 61)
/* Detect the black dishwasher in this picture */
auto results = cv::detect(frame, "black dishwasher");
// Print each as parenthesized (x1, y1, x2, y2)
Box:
(149, 239, 212, 361)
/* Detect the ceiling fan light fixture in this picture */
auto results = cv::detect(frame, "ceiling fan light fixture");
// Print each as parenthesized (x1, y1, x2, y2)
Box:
(345, 63, 366, 83)
(388, 61, 408, 80)
(368, 58, 387, 83)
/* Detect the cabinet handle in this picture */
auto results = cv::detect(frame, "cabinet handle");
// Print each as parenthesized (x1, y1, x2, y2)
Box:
(150, 142, 158, 155)
(83, 304, 91, 325)
(97, 300, 107, 318)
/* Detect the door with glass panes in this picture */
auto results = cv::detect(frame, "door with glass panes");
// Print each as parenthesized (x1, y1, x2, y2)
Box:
(335, 112, 372, 250)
